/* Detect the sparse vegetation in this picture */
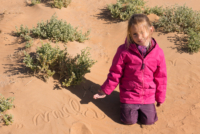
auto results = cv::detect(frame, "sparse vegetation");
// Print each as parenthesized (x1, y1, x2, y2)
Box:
(21, 34, 32, 41)
(15, 25, 30, 37)
(107, 0, 146, 20)
(31, 14, 90, 43)
(23, 43, 96, 86)
(153, 5, 200, 52)
(15, 14, 93, 86)
(52, 0, 71, 9)
(61, 47, 96, 86)
(30, 0, 71, 9)
(15, 14, 90, 44)
(31, 0, 41, 5)
(144, 6, 164, 16)
(107, 0, 164, 20)
(153, 5, 200, 33)
(25, 40, 33, 48)
(0, 94, 14, 125)
(108, 0, 200, 53)
(187, 28, 200, 53)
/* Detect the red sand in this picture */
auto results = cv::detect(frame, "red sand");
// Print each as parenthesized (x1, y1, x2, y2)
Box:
(0, 0, 200, 134)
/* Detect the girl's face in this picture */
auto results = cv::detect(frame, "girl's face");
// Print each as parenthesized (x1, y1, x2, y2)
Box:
(130, 23, 153, 47)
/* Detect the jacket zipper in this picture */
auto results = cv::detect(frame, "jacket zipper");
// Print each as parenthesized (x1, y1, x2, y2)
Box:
(135, 47, 145, 104)
(134, 41, 156, 104)
(141, 59, 145, 104)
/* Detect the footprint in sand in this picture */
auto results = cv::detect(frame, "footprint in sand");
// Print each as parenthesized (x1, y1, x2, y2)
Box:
(69, 122, 93, 134)
(190, 102, 200, 119)
(15, 123, 23, 129)
(172, 58, 192, 66)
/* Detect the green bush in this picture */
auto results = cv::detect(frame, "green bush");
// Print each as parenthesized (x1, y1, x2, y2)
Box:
(25, 40, 33, 48)
(62, 48, 96, 86)
(15, 15, 90, 43)
(23, 43, 96, 86)
(144, 6, 164, 16)
(187, 28, 200, 53)
(15, 25, 30, 37)
(21, 34, 32, 41)
(29, 0, 71, 9)
(31, 0, 41, 5)
(153, 5, 200, 52)
(107, 0, 146, 20)
(24, 43, 63, 80)
(153, 5, 199, 33)
(32, 15, 90, 42)
(107, 0, 166, 21)
(107, 0, 165, 20)
(52, 0, 71, 9)
(0, 94, 14, 125)
(108, 1, 200, 53)
(2, 114, 13, 126)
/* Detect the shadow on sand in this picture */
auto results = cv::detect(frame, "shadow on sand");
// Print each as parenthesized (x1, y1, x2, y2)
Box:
(166, 34, 190, 54)
(157, 32, 190, 54)
(52, 77, 122, 124)
(2, 45, 122, 123)
(94, 7, 123, 24)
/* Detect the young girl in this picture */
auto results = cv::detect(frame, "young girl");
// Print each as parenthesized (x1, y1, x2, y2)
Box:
(93, 14, 167, 125)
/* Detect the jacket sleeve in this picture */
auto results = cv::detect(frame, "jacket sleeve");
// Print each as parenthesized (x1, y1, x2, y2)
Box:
(101, 46, 125, 95)
(154, 52, 167, 103)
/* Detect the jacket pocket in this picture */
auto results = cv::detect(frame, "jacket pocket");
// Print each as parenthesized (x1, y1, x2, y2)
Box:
(149, 84, 156, 89)
(148, 84, 156, 95)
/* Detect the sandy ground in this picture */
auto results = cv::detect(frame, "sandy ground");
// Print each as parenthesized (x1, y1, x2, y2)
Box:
(0, 0, 200, 134)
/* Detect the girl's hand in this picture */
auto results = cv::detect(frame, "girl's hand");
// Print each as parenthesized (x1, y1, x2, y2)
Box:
(156, 102, 162, 107)
(93, 90, 106, 99)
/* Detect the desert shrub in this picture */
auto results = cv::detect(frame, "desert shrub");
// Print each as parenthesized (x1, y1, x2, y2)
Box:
(52, 0, 71, 9)
(108, 0, 168, 21)
(108, 0, 165, 20)
(21, 34, 32, 41)
(23, 43, 96, 86)
(153, 5, 199, 33)
(0, 94, 14, 125)
(25, 40, 33, 48)
(31, 0, 41, 5)
(144, 6, 164, 16)
(23, 43, 62, 80)
(62, 48, 96, 86)
(15, 25, 30, 37)
(32, 15, 90, 42)
(29, 0, 71, 9)
(2, 114, 13, 126)
(108, 1, 200, 53)
(107, 0, 146, 20)
(153, 5, 200, 52)
(15, 15, 90, 43)
(187, 28, 200, 53)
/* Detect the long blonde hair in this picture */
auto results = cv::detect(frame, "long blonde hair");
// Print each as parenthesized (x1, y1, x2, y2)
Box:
(127, 14, 153, 49)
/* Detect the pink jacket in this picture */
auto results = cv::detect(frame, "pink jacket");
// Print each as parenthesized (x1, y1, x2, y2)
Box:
(101, 38, 167, 104)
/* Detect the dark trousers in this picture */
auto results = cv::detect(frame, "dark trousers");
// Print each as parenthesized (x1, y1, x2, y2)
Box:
(120, 103, 158, 125)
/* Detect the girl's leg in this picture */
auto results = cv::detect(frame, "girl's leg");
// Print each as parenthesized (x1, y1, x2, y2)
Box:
(120, 103, 139, 125)
(138, 104, 158, 125)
